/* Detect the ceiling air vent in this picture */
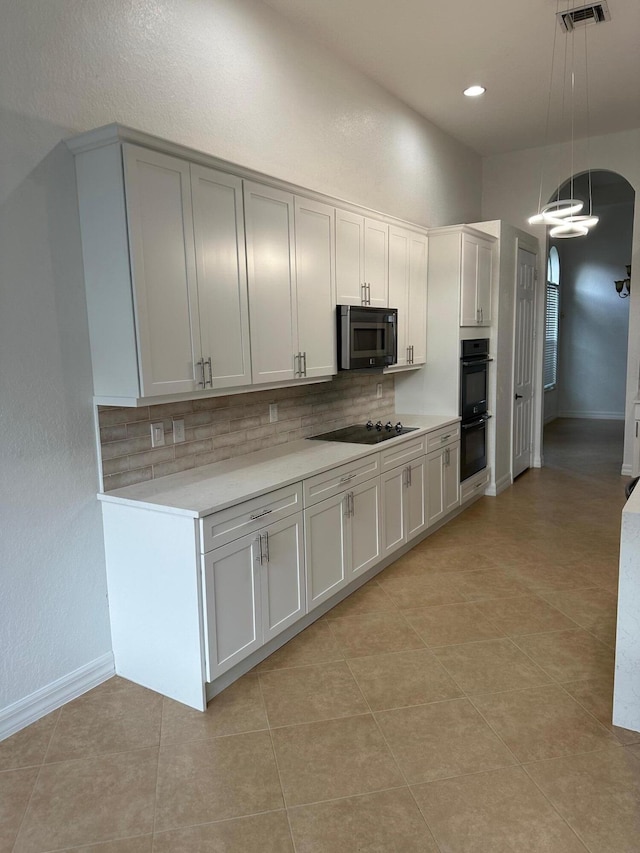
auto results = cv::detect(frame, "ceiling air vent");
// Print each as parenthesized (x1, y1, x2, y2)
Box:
(558, 2, 611, 32)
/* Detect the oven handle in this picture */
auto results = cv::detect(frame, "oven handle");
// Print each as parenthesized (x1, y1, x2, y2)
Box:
(461, 415, 492, 430)
(461, 357, 494, 366)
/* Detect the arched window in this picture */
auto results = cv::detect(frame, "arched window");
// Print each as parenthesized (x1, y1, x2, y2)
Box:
(544, 246, 560, 390)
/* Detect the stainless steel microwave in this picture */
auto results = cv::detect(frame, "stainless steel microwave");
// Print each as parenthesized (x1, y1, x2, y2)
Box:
(337, 305, 398, 370)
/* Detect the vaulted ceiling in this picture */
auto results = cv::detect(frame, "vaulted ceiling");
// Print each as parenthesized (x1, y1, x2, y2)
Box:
(261, 0, 640, 156)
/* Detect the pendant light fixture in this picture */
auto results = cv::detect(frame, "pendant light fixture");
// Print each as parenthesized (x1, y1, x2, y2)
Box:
(528, 1, 605, 237)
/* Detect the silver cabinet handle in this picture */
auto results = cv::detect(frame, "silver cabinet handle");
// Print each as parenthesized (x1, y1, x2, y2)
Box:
(440, 433, 451, 443)
(196, 359, 206, 388)
(263, 530, 269, 563)
(445, 447, 450, 466)
(361, 283, 367, 305)
(302, 351, 307, 377)
(408, 465, 412, 486)
(294, 352, 301, 376)
(250, 508, 273, 520)
(340, 473, 357, 483)
(205, 356, 213, 387)
(343, 494, 350, 517)
(349, 492, 354, 516)
(254, 535, 263, 564)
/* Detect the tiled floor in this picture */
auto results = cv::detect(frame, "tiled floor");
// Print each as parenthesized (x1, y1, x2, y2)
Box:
(2, 418, 639, 852)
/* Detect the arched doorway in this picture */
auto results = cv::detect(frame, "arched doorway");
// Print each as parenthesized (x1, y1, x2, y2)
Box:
(542, 170, 635, 475)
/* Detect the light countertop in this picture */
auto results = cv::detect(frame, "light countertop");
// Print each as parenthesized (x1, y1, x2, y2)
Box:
(98, 413, 459, 518)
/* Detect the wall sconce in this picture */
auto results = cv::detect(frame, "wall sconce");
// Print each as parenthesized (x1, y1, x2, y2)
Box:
(614, 265, 631, 298)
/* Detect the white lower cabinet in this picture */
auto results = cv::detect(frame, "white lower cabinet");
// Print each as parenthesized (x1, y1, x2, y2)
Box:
(381, 456, 427, 559)
(203, 512, 304, 680)
(427, 441, 460, 527)
(304, 478, 381, 611)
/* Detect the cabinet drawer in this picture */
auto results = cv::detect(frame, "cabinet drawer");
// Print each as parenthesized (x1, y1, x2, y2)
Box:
(303, 453, 380, 508)
(380, 436, 426, 472)
(461, 468, 489, 503)
(201, 483, 302, 553)
(426, 423, 460, 453)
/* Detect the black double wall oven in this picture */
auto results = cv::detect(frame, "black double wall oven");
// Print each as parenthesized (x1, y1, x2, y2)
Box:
(460, 339, 492, 482)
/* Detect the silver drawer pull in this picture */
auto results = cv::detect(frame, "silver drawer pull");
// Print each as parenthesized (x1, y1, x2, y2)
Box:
(440, 434, 452, 443)
(340, 473, 357, 483)
(250, 509, 273, 520)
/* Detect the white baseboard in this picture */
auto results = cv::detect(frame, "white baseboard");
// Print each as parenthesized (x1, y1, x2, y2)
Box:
(557, 411, 625, 421)
(0, 652, 115, 742)
(494, 473, 513, 496)
(621, 464, 633, 476)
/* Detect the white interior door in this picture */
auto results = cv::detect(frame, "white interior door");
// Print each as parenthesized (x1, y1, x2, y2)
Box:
(513, 247, 537, 478)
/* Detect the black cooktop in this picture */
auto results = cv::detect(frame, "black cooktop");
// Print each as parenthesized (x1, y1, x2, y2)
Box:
(309, 423, 418, 446)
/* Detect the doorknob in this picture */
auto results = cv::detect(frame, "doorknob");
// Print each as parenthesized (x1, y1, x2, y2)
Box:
(515, 393, 523, 399)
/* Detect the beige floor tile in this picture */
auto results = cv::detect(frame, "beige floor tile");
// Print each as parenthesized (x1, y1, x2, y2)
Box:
(347, 649, 462, 711)
(287, 787, 439, 852)
(562, 677, 640, 745)
(254, 621, 343, 672)
(474, 594, 577, 636)
(327, 611, 425, 658)
(0, 711, 59, 771)
(271, 714, 403, 806)
(58, 837, 153, 852)
(45, 686, 163, 763)
(514, 629, 615, 683)
(160, 675, 267, 745)
(384, 545, 495, 577)
(525, 747, 640, 853)
(472, 683, 619, 762)
(322, 580, 397, 619)
(404, 602, 505, 647)
(540, 587, 618, 629)
(506, 561, 595, 593)
(0, 767, 38, 853)
(155, 730, 283, 831)
(457, 569, 531, 602)
(376, 573, 467, 609)
(259, 661, 369, 727)
(412, 765, 589, 852)
(13, 748, 158, 853)
(375, 698, 516, 783)
(152, 811, 294, 853)
(433, 638, 552, 695)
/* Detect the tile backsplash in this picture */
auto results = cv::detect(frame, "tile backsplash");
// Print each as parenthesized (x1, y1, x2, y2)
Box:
(99, 373, 395, 491)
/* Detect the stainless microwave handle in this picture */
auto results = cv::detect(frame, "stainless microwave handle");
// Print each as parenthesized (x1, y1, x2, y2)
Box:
(461, 415, 492, 430)
(462, 357, 493, 366)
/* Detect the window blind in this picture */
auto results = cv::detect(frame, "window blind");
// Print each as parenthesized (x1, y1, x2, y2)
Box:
(544, 282, 559, 390)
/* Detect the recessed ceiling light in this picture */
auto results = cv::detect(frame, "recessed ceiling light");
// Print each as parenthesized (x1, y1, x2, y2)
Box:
(463, 85, 486, 97)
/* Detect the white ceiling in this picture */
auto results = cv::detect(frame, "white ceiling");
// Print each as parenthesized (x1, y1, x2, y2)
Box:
(261, 0, 640, 156)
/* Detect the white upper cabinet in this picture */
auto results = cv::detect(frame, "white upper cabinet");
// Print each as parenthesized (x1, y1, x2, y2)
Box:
(460, 231, 493, 327)
(244, 182, 298, 384)
(388, 226, 427, 367)
(336, 209, 388, 307)
(244, 184, 337, 384)
(294, 197, 336, 378)
(74, 140, 252, 400)
(190, 165, 251, 389)
(123, 145, 202, 397)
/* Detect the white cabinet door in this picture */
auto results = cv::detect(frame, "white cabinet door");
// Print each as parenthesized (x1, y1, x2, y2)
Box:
(335, 208, 365, 306)
(406, 456, 427, 540)
(190, 165, 251, 389)
(203, 535, 262, 680)
(364, 218, 389, 308)
(349, 478, 381, 578)
(443, 441, 461, 515)
(460, 232, 493, 327)
(407, 231, 427, 364)
(244, 182, 297, 384)
(123, 144, 201, 397)
(260, 514, 305, 643)
(388, 227, 427, 366)
(426, 448, 445, 528)
(304, 492, 349, 611)
(294, 197, 336, 378)
(388, 227, 410, 366)
(381, 465, 406, 558)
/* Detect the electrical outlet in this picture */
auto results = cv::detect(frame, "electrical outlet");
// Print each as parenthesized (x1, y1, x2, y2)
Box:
(269, 403, 278, 423)
(376, 383, 383, 399)
(151, 422, 165, 447)
(172, 418, 185, 443)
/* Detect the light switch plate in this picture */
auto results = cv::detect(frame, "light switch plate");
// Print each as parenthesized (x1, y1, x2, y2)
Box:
(172, 418, 185, 443)
(269, 403, 278, 423)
